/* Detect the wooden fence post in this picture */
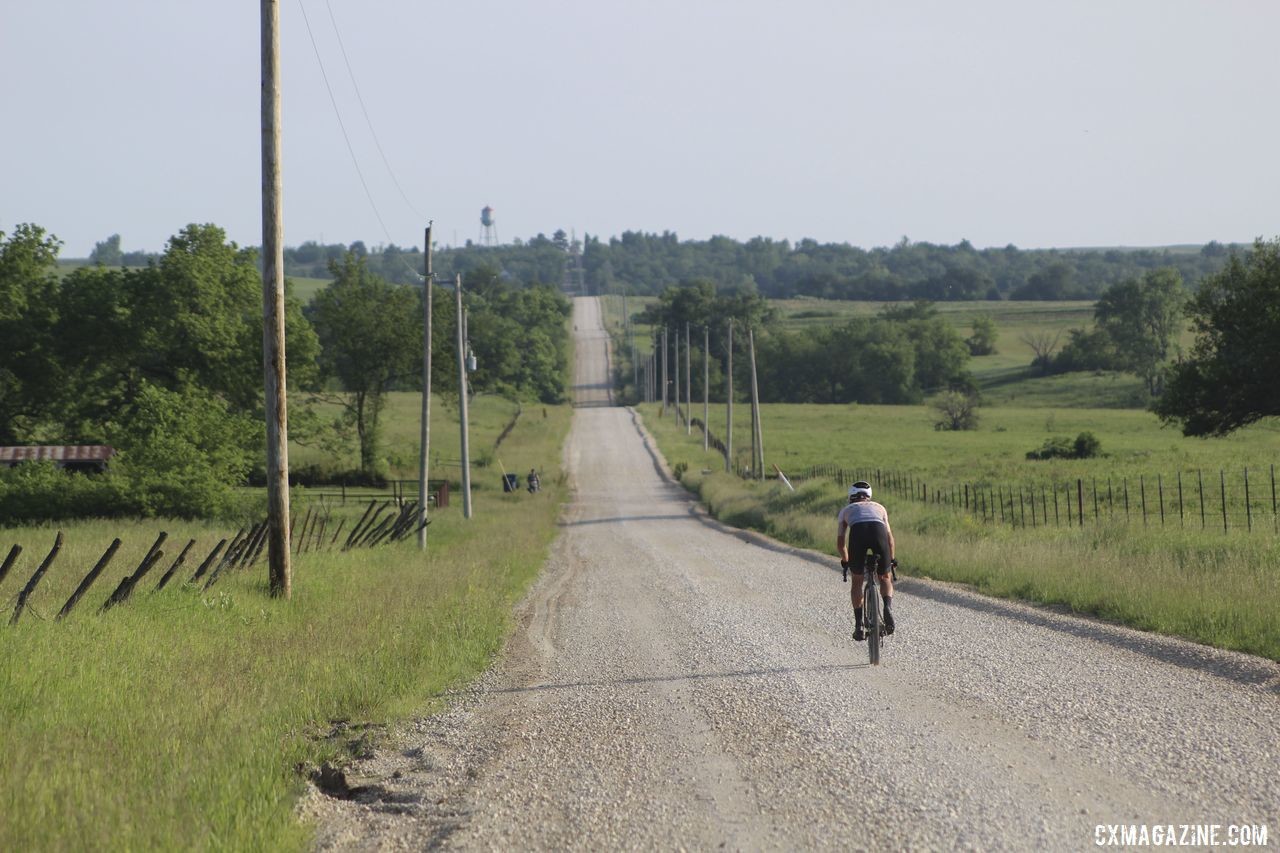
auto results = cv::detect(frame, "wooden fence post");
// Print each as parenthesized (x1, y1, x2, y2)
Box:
(1077, 479, 1084, 528)
(0, 544, 21, 587)
(189, 539, 227, 583)
(102, 545, 167, 611)
(57, 539, 122, 620)
(11, 533, 63, 625)
(154, 539, 196, 592)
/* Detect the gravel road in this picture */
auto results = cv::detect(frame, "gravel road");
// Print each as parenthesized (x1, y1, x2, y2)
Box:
(307, 297, 1278, 851)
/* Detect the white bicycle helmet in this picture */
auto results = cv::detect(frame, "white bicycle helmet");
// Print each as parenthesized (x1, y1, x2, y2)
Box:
(848, 481, 872, 500)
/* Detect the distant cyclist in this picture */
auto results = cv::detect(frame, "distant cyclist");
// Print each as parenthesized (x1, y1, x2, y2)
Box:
(836, 481, 897, 641)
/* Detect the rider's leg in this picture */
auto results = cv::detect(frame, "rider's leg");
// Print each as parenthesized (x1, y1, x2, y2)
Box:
(879, 568, 895, 633)
(850, 568, 866, 639)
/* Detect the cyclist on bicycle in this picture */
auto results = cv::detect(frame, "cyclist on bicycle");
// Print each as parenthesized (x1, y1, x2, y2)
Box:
(836, 481, 896, 641)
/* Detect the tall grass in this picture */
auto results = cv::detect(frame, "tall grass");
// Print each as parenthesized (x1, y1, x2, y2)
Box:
(0, 404, 572, 851)
(642, 408, 1280, 662)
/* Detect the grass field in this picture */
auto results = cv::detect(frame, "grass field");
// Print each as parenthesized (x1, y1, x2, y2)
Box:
(645, 399, 1280, 525)
(0, 400, 572, 850)
(288, 275, 332, 303)
(291, 392, 538, 485)
(638, 403, 1280, 661)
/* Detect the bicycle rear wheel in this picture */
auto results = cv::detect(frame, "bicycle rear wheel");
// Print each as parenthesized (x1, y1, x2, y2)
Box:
(865, 580, 881, 666)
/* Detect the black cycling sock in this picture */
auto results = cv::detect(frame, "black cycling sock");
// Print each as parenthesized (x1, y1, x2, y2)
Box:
(883, 595, 892, 612)
(854, 607, 863, 625)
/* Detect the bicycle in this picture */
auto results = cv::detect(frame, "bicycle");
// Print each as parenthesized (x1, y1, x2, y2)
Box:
(843, 554, 896, 666)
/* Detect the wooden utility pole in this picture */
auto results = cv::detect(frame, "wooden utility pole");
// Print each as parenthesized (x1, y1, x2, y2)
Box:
(260, 0, 291, 597)
(661, 328, 668, 416)
(725, 319, 733, 473)
(749, 331, 757, 478)
(417, 224, 433, 549)
(625, 290, 637, 397)
(685, 323, 692, 435)
(673, 326, 681, 425)
(703, 325, 709, 452)
(642, 353, 648, 403)
(749, 326, 764, 480)
(455, 275, 473, 518)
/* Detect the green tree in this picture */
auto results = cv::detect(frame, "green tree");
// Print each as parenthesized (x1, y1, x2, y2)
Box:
(1154, 239, 1280, 436)
(1011, 262, 1074, 300)
(0, 225, 62, 443)
(89, 233, 124, 266)
(107, 382, 261, 518)
(1094, 268, 1185, 396)
(1050, 326, 1120, 373)
(932, 390, 980, 431)
(879, 301, 970, 392)
(966, 314, 999, 356)
(52, 224, 319, 435)
(309, 253, 420, 475)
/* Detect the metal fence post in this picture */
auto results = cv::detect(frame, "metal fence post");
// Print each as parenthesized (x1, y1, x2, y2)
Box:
(1220, 469, 1228, 533)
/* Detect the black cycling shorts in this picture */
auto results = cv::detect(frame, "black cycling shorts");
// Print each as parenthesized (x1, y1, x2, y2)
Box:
(847, 522, 890, 575)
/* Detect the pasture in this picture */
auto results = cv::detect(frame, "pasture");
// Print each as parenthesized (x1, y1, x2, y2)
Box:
(0, 399, 572, 851)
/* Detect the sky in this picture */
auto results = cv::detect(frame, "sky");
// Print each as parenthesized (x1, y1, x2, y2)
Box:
(2, 0, 1277, 258)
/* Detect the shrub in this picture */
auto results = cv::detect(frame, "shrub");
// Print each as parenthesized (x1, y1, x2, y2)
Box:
(1073, 431, 1102, 458)
(932, 391, 980, 431)
(1026, 431, 1103, 460)
(107, 383, 260, 519)
(0, 462, 134, 523)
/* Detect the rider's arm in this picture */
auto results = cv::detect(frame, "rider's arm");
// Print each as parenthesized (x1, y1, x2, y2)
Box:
(885, 518, 896, 562)
(836, 519, 849, 562)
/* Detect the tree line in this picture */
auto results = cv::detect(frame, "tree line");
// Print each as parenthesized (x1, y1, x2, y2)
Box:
(88, 230, 1241, 303)
(582, 232, 1238, 301)
(2, 223, 570, 521)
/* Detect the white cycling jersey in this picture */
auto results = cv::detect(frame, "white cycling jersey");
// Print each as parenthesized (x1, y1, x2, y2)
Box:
(837, 500, 889, 529)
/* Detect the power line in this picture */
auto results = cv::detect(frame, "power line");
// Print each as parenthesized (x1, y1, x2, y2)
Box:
(323, 0, 424, 221)
(295, 0, 421, 281)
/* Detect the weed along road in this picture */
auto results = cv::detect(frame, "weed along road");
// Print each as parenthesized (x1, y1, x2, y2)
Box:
(310, 297, 1279, 850)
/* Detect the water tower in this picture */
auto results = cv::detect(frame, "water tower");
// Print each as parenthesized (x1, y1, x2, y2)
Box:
(479, 205, 498, 247)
